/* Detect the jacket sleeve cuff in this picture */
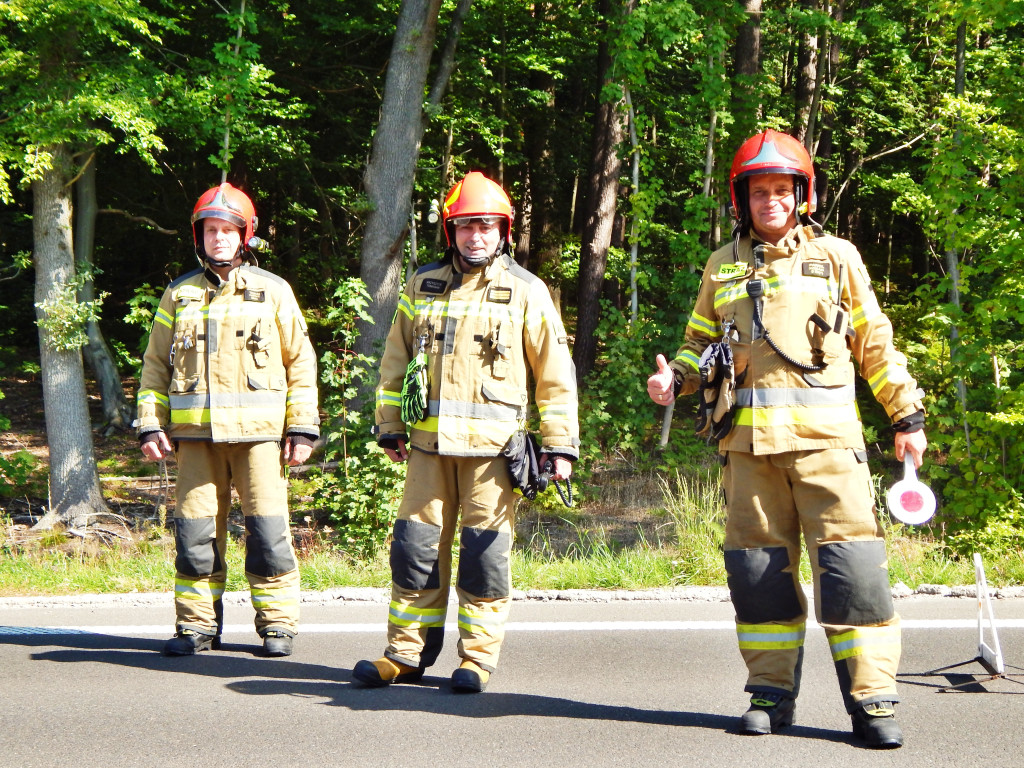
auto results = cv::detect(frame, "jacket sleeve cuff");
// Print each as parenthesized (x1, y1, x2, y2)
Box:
(889, 397, 925, 424)
(892, 410, 925, 433)
(139, 430, 165, 446)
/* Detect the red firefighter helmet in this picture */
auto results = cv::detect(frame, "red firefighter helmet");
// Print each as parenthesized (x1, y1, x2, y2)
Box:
(729, 130, 815, 223)
(191, 183, 258, 256)
(441, 171, 514, 247)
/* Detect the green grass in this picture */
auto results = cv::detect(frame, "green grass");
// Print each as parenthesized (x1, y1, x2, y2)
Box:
(2, 468, 1023, 597)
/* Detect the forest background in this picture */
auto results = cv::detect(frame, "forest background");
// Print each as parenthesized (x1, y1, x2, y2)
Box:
(1, 0, 1023, 583)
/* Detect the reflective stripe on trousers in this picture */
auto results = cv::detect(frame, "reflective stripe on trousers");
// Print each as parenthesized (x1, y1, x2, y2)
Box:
(722, 448, 900, 710)
(384, 450, 516, 673)
(173, 440, 300, 636)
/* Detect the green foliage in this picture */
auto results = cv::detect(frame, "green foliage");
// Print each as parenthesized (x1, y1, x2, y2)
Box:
(577, 301, 661, 467)
(34, 274, 107, 352)
(311, 277, 404, 556)
(0, 449, 45, 499)
(123, 283, 162, 373)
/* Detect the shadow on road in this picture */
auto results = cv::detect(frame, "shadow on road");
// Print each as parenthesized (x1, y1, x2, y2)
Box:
(3, 627, 860, 745)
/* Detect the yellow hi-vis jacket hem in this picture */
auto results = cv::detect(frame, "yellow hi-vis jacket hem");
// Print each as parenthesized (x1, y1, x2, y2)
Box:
(137, 265, 319, 443)
(670, 227, 924, 455)
(375, 253, 579, 458)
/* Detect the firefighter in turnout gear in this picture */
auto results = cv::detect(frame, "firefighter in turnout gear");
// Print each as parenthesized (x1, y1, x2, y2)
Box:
(647, 131, 927, 748)
(137, 183, 319, 658)
(353, 172, 579, 693)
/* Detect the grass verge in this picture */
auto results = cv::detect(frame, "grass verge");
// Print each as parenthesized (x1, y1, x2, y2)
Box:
(2, 469, 1023, 597)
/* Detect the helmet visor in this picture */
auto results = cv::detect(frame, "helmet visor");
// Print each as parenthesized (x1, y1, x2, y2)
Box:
(449, 215, 503, 228)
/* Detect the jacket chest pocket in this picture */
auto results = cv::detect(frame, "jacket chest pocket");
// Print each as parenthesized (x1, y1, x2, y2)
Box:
(234, 308, 276, 367)
(478, 317, 516, 380)
(170, 312, 206, 391)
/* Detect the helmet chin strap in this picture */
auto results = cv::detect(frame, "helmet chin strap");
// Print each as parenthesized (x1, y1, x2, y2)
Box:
(200, 245, 245, 270)
(457, 238, 509, 268)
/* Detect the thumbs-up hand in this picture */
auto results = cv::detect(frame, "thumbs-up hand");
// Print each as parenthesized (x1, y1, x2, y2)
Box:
(647, 353, 676, 405)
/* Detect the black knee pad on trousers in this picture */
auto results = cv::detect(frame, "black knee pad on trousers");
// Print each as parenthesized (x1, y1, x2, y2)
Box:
(725, 547, 803, 624)
(818, 540, 895, 625)
(244, 515, 298, 577)
(391, 518, 442, 590)
(174, 517, 221, 577)
(458, 526, 510, 598)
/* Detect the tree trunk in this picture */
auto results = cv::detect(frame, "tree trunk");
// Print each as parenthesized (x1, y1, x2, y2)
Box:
(947, 21, 970, 453)
(815, 0, 843, 216)
(792, 0, 819, 142)
(572, 0, 626, 382)
(32, 144, 109, 529)
(729, 0, 762, 159)
(355, 0, 445, 370)
(75, 150, 133, 433)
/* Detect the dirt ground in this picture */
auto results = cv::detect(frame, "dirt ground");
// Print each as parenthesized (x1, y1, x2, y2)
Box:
(1, 374, 671, 555)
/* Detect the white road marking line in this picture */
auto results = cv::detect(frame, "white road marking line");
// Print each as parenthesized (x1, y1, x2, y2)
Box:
(2, 618, 1023, 637)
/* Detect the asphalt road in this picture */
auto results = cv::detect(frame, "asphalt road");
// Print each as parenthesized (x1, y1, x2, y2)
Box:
(1, 591, 1023, 767)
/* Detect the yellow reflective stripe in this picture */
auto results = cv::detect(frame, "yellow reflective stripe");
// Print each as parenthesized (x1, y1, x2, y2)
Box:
(170, 408, 212, 424)
(734, 402, 859, 428)
(457, 603, 507, 634)
(376, 389, 402, 408)
(174, 305, 208, 321)
(286, 390, 316, 406)
(397, 293, 414, 320)
(413, 298, 515, 324)
(850, 296, 882, 329)
(736, 621, 806, 650)
(251, 586, 299, 609)
(687, 311, 721, 338)
(174, 579, 226, 600)
(714, 282, 750, 309)
(138, 389, 169, 407)
(276, 304, 304, 322)
(408, 415, 439, 432)
(867, 366, 890, 396)
(714, 274, 837, 311)
(676, 350, 700, 372)
(829, 625, 900, 661)
(389, 602, 446, 628)
(154, 307, 175, 329)
(538, 403, 577, 420)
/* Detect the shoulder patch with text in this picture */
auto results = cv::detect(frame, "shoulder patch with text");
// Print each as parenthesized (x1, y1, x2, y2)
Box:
(174, 285, 204, 302)
(713, 262, 750, 282)
(802, 261, 831, 279)
(421, 278, 448, 295)
(487, 286, 512, 304)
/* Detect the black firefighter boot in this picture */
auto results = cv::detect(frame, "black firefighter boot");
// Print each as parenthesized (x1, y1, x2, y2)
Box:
(262, 629, 295, 657)
(851, 701, 903, 749)
(163, 629, 220, 656)
(739, 692, 796, 735)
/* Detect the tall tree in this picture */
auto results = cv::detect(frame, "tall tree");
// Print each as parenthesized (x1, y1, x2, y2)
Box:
(573, 0, 629, 381)
(74, 150, 133, 433)
(355, 0, 446, 365)
(0, 0, 172, 526)
(32, 145, 108, 528)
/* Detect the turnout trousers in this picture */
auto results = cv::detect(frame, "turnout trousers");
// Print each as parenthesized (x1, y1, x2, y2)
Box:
(722, 448, 901, 713)
(384, 450, 517, 673)
(172, 440, 300, 639)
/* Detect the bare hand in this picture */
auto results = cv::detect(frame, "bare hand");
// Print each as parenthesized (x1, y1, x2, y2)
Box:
(283, 436, 313, 467)
(540, 454, 573, 481)
(140, 432, 173, 461)
(894, 430, 928, 468)
(647, 353, 675, 405)
(383, 438, 409, 463)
